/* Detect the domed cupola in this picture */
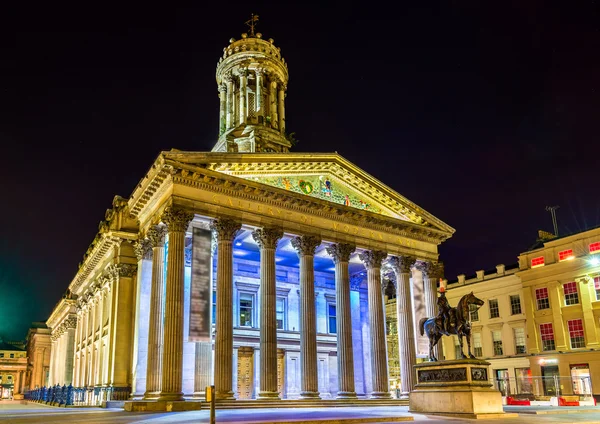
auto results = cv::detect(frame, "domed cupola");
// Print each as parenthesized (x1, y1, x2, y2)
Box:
(213, 15, 291, 153)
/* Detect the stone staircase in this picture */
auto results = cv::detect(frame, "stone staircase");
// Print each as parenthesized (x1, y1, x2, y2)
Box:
(202, 398, 409, 409)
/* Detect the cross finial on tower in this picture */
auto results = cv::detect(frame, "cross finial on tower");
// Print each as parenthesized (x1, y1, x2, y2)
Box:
(245, 13, 259, 36)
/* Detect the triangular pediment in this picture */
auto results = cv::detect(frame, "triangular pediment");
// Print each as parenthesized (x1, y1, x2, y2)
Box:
(161, 151, 455, 236)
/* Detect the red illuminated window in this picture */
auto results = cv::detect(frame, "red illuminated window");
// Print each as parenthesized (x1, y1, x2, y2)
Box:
(568, 319, 585, 348)
(531, 256, 545, 267)
(594, 277, 600, 301)
(563, 282, 579, 305)
(536, 288, 550, 310)
(540, 323, 555, 351)
(590, 242, 600, 253)
(559, 249, 574, 261)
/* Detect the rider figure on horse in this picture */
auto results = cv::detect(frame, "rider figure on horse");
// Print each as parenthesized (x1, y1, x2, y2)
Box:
(436, 286, 454, 334)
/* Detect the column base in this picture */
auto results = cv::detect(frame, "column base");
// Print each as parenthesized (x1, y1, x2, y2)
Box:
(336, 391, 357, 399)
(257, 391, 280, 400)
(215, 391, 236, 400)
(400, 392, 410, 400)
(192, 391, 206, 399)
(370, 391, 392, 399)
(143, 391, 160, 400)
(299, 391, 321, 399)
(157, 392, 185, 402)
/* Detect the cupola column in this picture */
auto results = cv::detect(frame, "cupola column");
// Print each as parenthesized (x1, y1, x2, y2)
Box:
(269, 78, 278, 129)
(255, 69, 264, 121)
(326, 243, 357, 399)
(291, 235, 322, 399)
(277, 83, 285, 134)
(359, 250, 391, 398)
(224, 74, 234, 129)
(238, 69, 248, 125)
(388, 255, 417, 398)
(218, 84, 227, 135)
(210, 218, 242, 400)
(252, 228, 284, 400)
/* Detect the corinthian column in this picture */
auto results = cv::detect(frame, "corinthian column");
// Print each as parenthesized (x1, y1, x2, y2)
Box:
(291, 235, 321, 399)
(210, 218, 241, 400)
(416, 261, 444, 360)
(252, 228, 284, 400)
(255, 69, 264, 121)
(359, 250, 391, 398)
(144, 225, 166, 399)
(326, 243, 357, 399)
(158, 207, 194, 401)
(269, 79, 278, 129)
(388, 255, 416, 398)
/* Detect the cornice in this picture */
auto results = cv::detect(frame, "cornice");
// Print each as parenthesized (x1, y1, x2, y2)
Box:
(164, 161, 450, 245)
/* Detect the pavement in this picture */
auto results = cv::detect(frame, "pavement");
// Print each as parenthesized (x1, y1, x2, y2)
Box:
(0, 401, 600, 423)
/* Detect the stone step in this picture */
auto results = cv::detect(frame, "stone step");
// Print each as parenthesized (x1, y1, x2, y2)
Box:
(204, 399, 409, 409)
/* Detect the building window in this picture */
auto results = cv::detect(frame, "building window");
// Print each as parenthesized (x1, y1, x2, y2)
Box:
(568, 319, 585, 348)
(559, 249, 574, 261)
(239, 293, 254, 327)
(514, 327, 527, 354)
(489, 299, 500, 319)
(7, 375, 12, 380)
(328, 303, 337, 334)
(492, 330, 503, 356)
(473, 333, 483, 357)
(590, 242, 600, 253)
(563, 282, 579, 305)
(540, 323, 555, 351)
(510, 295, 522, 315)
(276, 297, 286, 330)
(0, 353, 3, 358)
(9, 354, 14, 358)
(454, 337, 462, 359)
(536, 288, 550, 310)
(594, 277, 600, 301)
(469, 304, 479, 321)
(531, 256, 545, 268)
(212, 290, 217, 324)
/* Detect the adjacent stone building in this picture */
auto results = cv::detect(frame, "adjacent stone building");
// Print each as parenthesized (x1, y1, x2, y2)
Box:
(45, 22, 454, 406)
(25, 322, 51, 391)
(0, 341, 27, 399)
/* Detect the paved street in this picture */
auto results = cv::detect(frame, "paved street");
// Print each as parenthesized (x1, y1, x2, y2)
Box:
(1, 401, 600, 424)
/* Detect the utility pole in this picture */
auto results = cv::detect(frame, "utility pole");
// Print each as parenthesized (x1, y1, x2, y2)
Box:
(545, 205, 560, 237)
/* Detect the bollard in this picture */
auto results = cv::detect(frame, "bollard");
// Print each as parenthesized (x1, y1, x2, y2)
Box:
(206, 385, 216, 424)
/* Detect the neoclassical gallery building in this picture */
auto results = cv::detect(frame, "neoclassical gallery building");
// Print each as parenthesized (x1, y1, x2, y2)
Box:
(45, 23, 454, 405)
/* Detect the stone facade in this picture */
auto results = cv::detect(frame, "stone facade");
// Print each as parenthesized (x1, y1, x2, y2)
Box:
(44, 22, 455, 406)
(25, 323, 51, 391)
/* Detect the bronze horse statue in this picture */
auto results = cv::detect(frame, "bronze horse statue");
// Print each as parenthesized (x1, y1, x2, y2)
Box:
(419, 292, 484, 361)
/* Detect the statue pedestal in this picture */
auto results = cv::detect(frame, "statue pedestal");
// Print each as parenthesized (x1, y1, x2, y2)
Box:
(409, 359, 517, 419)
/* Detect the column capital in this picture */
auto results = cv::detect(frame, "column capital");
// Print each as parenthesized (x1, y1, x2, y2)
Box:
(210, 218, 241, 242)
(359, 250, 387, 269)
(252, 227, 283, 250)
(326, 243, 356, 264)
(134, 238, 153, 260)
(387, 255, 416, 274)
(218, 83, 227, 93)
(415, 261, 444, 279)
(291, 235, 321, 256)
(238, 68, 249, 78)
(162, 207, 194, 233)
(255, 67, 266, 77)
(147, 224, 168, 248)
(223, 72, 234, 84)
(107, 263, 138, 279)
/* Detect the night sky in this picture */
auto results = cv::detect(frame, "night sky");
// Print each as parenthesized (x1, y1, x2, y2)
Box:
(1, 3, 599, 341)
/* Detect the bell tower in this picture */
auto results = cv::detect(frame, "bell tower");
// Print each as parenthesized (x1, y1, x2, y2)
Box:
(213, 15, 291, 153)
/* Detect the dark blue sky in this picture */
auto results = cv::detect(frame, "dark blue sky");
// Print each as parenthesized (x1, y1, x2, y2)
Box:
(1, 2, 599, 340)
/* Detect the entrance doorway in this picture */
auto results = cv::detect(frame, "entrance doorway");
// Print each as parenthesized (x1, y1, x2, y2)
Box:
(495, 369, 510, 396)
(570, 364, 591, 396)
(541, 365, 559, 396)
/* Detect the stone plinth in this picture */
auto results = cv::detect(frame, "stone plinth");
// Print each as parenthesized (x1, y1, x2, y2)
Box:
(409, 359, 517, 419)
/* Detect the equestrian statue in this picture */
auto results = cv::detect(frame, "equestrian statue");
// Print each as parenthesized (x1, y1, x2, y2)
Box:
(419, 285, 484, 362)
